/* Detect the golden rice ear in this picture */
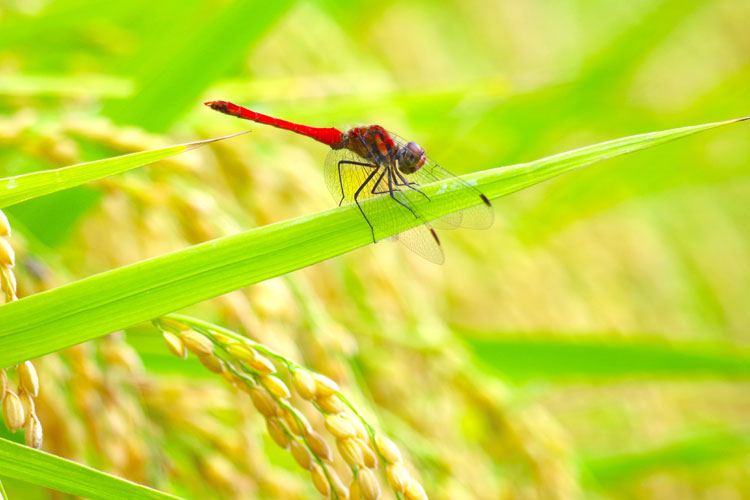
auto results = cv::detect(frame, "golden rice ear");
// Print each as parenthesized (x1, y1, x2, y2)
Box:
(310, 463, 329, 496)
(316, 393, 346, 414)
(0, 210, 9, 237)
(181, 331, 214, 356)
(327, 465, 348, 500)
(305, 430, 332, 461)
(386, 463, 410, 493)
(349, 476, 361, 500)
(404, 478, 428, 500)
(0, 238, 14, 268)
(337, 437, 365, 468)
(249, 387, 278, 418)
(266, 417, 290, 450)
(290, 440, 313, 471)
(2, 391, 25, 432)
(292, 369, 316, 399)
(260, 375, 290, 399)
(18, 390, 35, 423)
(247, 351, 276, 374)
(312, 373, 340, 396)
(375, 434, 402, 464)
(281, 407, 311, 437)
(224, 342, 255, 362)
(325, 414, 356, 439)
(357, 468, 382, 500)
(197, 353, 225, 374)
(162, 330, 187, 359)
(25, 412, 43, 449)
(153, 315, 429, 499)
(1, 266, 16, 301)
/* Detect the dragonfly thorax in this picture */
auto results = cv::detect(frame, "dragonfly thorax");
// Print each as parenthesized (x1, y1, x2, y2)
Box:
(337, 126, 426, 174)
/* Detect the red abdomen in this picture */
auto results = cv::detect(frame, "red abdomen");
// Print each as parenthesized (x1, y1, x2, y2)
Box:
(205, 101, 344, 147)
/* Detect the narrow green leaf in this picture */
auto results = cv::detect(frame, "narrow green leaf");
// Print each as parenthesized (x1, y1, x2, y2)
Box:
(464, 334, 750, 380)
(0, 438, 183, 500)
(0, 132, 247, 208)
(0, 117, 746, 368)
(580, 429, 750, 487)
(470, 117, 749, 203)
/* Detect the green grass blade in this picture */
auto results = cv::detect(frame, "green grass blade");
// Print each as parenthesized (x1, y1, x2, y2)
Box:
(0, 132, 247, 208)
(464, 334, 750, 380)
(0, 118, 746, 368)
(0, 438, 183, 500)
(580, 429, 750, 487)
(470, 117, 749, 203)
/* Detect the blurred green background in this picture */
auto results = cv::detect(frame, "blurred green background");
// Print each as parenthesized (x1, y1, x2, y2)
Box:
(1, 0, 749, 499)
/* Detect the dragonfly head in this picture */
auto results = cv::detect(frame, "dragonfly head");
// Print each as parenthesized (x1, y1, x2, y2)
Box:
(398, 141, 426, 174)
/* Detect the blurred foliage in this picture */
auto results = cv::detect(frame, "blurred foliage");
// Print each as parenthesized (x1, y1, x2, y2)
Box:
(0, 0, 749, 499)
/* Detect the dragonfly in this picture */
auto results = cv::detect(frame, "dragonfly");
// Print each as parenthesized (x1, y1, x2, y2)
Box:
(205, 100, 493, 264)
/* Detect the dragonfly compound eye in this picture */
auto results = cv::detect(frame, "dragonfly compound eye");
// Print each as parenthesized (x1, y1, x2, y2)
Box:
(398, 142, 426, 174)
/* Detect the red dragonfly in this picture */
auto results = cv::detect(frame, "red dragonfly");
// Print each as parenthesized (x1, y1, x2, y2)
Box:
(205, 100, 493, 264)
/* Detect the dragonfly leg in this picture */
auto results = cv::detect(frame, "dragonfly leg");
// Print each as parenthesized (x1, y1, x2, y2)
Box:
(337, 160, 377, 205)
(352, 167, 381, 242)
(385, 169, 419, 220)
(371, 169, 419, 219)
(370, 168, 388, 195)
(394, 169, 430, 201)
(372, 165, 398, 196)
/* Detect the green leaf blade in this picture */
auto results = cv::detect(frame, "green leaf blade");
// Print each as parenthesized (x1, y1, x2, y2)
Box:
(0, 438, 184, 500)
(0, 118, 746, 368)
(473, 116, 750, 202)
(0, 132, 247, 208)
(581, 429, 750, 487)
(464, 334, 750, 380)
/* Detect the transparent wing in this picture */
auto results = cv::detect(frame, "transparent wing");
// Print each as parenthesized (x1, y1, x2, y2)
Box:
(324, 148, 443, 261)
(416, 161, 494, 230)
(322, 132, 492, 264)
(389, 134, 494, 231)
(324, 149, 427, 244)
(391, 225, 445, 264)
(324, 148, 378, 206)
